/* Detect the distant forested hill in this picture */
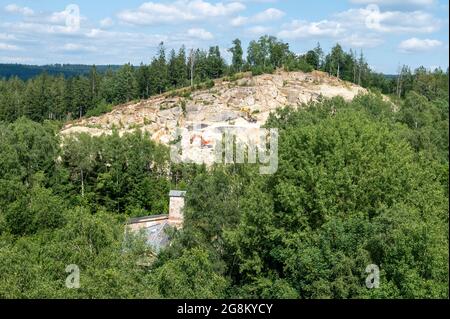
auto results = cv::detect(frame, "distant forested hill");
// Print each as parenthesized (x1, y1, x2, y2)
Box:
(0, 64, 122, 80)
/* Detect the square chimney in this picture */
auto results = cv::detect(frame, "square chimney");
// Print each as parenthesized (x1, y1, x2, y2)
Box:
(168, 190, 186, 227)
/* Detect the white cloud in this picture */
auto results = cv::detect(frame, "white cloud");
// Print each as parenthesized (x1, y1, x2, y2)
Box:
(231, 16, 248, 27)
(84, 28, 172, 54)
(277, 4, 441, 44)
(85, 28, 167, 43)
(231, 7, 284, 27)
(0, 33, 16, 40)
(1, 4, 216, 64)
(187, 28, 214, 40)
(2, 5, 85, 35)
(4, 4, 34, 16)
(58, 43, 97, 53)
(85, 28, 108, 38)
(46, 10, 70, 24)
(100, 18, 114, 28)
(336, 5, 441, 33)
(341, 33, 384, 48)
(2, 21, 79, 35)
(253, 8, 284, 22)
(0, 42, 20, 50)
(0, 56, 34, 63)
(350, 0, 435, 7)
(398, 37, 442, 53)
(246, 25, 272, 36)
(20, 6, 84, 28)
(118, 0, 245, 25)
(278, 19, 344, 39)
(232, 0, 277, 3)
(0, 1, 446, 69)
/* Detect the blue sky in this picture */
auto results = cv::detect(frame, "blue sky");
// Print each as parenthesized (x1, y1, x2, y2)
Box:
(0, 0, 448, 73)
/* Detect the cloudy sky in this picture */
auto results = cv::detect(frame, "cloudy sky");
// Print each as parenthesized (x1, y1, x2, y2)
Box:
(0, 0, 448, 73)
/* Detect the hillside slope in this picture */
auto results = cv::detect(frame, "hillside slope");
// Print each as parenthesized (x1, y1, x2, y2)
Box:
(61, 70, 367, 146)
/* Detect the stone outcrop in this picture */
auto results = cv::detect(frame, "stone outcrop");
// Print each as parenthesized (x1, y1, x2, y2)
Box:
(61, 70, 368, 147)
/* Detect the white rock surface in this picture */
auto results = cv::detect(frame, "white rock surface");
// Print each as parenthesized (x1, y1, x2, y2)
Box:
(60, 70, 368, 164)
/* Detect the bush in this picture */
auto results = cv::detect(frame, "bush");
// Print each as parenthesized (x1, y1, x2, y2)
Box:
(85, 101, 113, 117)
(284, 57, 314, 73)
(251, 65, 275, 76)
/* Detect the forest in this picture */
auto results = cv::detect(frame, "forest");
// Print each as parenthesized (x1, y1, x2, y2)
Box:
(0, 36, 448, 298)
(1, 36, 429, 123)
(0, 64, 122, 81)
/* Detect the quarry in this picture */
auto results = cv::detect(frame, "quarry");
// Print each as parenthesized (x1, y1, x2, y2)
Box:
(60, 70, 368, 156)
(61, 70, 371, 251)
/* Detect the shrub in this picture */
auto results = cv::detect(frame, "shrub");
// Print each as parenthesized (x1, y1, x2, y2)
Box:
(85, 101, 113, 117)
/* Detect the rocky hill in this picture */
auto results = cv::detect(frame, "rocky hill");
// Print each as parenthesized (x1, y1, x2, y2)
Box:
(61, 70, 368, 148)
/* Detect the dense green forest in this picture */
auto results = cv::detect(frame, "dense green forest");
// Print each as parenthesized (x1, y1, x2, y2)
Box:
(0, 36, 448, 298)
(3, 36, 445, 123)
(0, 64, 122, 81)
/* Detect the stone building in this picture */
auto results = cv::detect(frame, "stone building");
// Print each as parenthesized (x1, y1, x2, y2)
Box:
(126, 190, 186, 253)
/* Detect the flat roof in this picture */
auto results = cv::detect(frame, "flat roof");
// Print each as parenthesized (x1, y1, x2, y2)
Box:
(169, 190, 187, 197)
(127, 214, 169, 224)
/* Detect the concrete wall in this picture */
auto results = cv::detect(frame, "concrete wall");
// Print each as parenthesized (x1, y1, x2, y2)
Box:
(169, 196, 185, 225)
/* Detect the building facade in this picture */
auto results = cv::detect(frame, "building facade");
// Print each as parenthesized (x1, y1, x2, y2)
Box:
(126, 190, 186, 253)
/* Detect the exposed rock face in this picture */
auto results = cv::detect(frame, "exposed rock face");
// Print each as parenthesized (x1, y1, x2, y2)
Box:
(61, 70, 367, 154)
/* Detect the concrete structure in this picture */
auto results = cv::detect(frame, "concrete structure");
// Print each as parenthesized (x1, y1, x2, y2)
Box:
(126, 190, 186, 253)
(168, 190, 187, 226)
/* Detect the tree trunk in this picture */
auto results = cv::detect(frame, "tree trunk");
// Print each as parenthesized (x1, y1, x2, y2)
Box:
(190, 49, 195, 87)
(396, 72, 402, 98)
(358, 64, 362, 86)
(81, 168, 84, 197)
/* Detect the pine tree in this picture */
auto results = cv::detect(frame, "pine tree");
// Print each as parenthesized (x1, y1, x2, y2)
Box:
(89, 65, 100, 106)
(168, 48, 187, 88)
(150, 42, 169, 94)
(207, 46, 225, 79)
(114, 63, 138, 103)
(229, 38, 244, 73)
(137, 63, 151, 99)
(313, 42, 324, 70)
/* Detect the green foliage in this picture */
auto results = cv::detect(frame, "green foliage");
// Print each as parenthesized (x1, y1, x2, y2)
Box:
(228, 39, 244, 73)
(59, 130, 170, 214)
(85, 100, 113, 117)
(0, 117, 58, 182)
(0, 37, 448, 300)
(229, 95, 448, 298)
(284, 54, 314, 73)
(2, 37, 447, 125)
(396, 91, 449, 162)
(0, 63, 121, 80)
(151, 248, 229, 298)
(168, 46, 189, 89)
(111, 63, 138, 104)
(305, 48, 321, 70)
(247, 35, 289, 70)
(250, 65, 275, 76)
(0, 207, 161, 298)
(4, 173, 65, 235)
(164, 93, 448, 299)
